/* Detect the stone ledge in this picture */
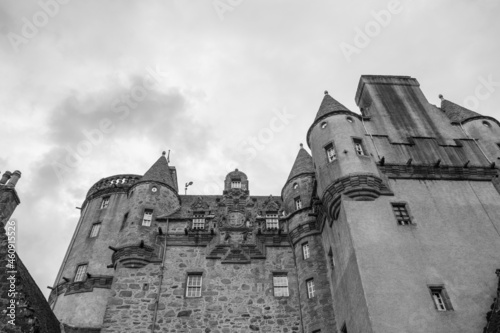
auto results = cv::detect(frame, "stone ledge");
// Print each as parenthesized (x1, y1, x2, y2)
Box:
(48, 275, 113, 304)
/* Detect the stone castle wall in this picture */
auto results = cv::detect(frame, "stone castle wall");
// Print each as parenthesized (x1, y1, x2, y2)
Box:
(102, 246, 302, 333)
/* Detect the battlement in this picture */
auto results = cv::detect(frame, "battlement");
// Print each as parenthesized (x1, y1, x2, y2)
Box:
(85, 174, 142, 199)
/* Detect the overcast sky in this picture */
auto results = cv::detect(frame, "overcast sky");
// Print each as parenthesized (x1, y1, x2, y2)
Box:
(1, 0, 500, 298)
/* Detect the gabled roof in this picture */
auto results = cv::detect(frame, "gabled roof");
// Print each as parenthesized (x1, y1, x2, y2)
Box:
(314, 91, 351, 122)
(286, 144, 314, 183)
(440, 98, 483, 124)
(140, 153, 176, 189)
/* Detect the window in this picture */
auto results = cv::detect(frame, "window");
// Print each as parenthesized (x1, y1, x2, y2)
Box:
(306, 279, 315, 298)
(192, 213, 205, 229)
(312, 330, 321, 333)
(293, 183, 299, 189)
(231, 180, 241, 189)
(429, 286, 452, 311)
(186, 274, 202, 297)
(295, 197, 302, 210)
(353, 138, 366, 156)
(325, 143, 337, 162)
(320, 121, 327, 129)
(266, 213, 279, 229)
(483, 121, 491, 128)
(346, 117, 353, 123)
(100, 196, 110, 209)
(391, 203, 412, 225)
(273, 274, 289, 297)
(120, 213, 128, 231)
(302, 242, 310, 260)
(74, 264, 87, 282)
(142, 209, 153, 226)
(328, 247, 335, 271)
(341, 323, 347, 333)
(89, 223, 101, 238)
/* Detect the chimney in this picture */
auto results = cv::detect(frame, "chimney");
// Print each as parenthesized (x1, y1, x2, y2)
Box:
(7, 170, 21, 187)
(0, 171, 12, 185)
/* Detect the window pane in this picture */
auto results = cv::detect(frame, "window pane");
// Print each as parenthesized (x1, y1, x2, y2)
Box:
(90, 224, 100, 237)
(75, 265, 87, 282)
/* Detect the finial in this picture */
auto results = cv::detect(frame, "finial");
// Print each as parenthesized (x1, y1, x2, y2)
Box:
(324, 90, 328, 95)
(439, 94, 444, 100)
(235, 168, 239, 172)
(162, 151, 166, 156)
(300, 143, 303, 148)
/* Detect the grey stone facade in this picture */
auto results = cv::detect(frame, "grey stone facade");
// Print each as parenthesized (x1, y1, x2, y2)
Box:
(51, 75, 500, 332)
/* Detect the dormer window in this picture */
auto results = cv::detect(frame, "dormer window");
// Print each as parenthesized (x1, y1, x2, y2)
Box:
(192, 213, 205, 229)
(266, 212, 279, 229)
(231, 179, 241, 189)
(295, 197, 302, 210)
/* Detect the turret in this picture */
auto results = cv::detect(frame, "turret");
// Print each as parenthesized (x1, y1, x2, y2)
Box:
(282, 145, 336, 333)
(441, 97, 500, 164)
(113, 152, 181, 267)
(307, 91, 384, 220)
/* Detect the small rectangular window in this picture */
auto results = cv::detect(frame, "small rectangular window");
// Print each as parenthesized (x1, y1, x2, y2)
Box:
(325, 143, 337, 162)
(186, 273, 202, 298)
(142, 209, 153, 226)
(266, 213, 279, 229)
(89, 223, 101, 238)
(231, 180, 241, 189)
(74, 264, 87, 282)
(302, 242, 310, 260)
(306, 279, 315, 298)
(429, 286, 452, 311)
(353, 138, 366, 156)
(341, 324, 347, 333)
(192, 213, 205, 229)
(295, 197, 302, 210)
(392, 203, 412, 225)
(273, 274, 289, 297)
(100, 196, 110, 209)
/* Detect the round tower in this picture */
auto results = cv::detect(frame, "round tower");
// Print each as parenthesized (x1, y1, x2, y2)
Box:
(50, 173, 142, 329)
(113, 152, 181, 268)
(306, 91, 385, 220)
(282, 145, 336, 333)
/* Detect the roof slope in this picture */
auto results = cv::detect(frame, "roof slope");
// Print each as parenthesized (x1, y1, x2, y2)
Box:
(287, 145, 314, 183)
(314, 91, 351, 121)
(140, 154, 176, 189)
(441, 98, 483, 123)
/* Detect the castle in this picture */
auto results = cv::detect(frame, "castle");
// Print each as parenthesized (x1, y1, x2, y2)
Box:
(26, 75, 500, 332)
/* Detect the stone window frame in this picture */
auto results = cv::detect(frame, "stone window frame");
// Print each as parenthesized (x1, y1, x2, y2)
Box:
(142, 208, 154, 227)
(351, 137, 368, 157)
(89, 222, 101, 238)
(391, 202, 415, 226)
(231, 178, 242, 189)
(324, 141, 337, 163)
(428, 285, 453, 311)
(192, 211, 206, 229)
(74, 263, 88, 282)
(272, 272, 289, 297)
(265, 211, 279, 229)
(294, 197, 302, 210)
(185, 272, 203, 298)
(306, 278, 315, 299)
(100, 196, 110, 209)
(302, 242, 310, 260)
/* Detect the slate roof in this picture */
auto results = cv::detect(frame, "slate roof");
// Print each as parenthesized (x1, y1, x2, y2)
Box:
(286, 145, 314, 183)
(440, 98, 483, 124)
(314, 92, 351, 122)
(140, 154, 176, 189)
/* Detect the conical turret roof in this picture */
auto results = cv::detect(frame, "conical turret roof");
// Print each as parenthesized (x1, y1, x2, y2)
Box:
(140, 153, 176, 189)
(314, 91, 351, 121)
(440, 98, 483, 124)
(286, 144, 314, 183)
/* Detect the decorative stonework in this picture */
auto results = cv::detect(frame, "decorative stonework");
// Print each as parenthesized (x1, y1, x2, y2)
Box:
(111, 244, 161, 269)
(49, 276, 114, 304)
